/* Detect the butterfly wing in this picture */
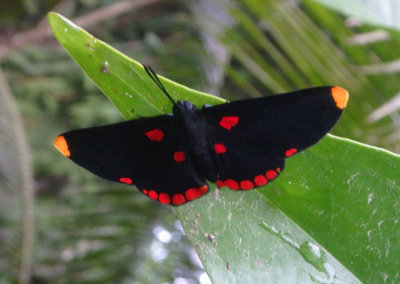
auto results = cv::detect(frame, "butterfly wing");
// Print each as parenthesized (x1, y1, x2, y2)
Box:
(54, 116, 208, 205)
(202, 86, 348, 190)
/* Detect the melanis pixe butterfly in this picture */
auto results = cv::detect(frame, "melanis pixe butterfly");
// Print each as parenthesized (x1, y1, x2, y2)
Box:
(54, 65, 348, 206)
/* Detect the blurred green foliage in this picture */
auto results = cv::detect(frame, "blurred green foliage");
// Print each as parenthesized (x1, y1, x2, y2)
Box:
(1, 1, 210, 283)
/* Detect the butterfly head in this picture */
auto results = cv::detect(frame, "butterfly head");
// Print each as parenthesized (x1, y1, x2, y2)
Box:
(173, 100, 198, 116)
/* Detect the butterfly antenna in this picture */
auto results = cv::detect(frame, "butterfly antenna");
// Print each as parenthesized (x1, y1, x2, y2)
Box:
(143, 65, 175, 105)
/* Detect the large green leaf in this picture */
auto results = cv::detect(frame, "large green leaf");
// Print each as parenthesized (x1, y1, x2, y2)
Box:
(47, 12, 224, 120)
(48, 12, 400, 283)
(176, 136, 400, 283)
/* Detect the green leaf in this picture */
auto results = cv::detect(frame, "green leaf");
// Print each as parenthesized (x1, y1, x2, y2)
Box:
(176, 136, 400, 283)
(47, 12, 224, 120)
(48, 12, 400, 283)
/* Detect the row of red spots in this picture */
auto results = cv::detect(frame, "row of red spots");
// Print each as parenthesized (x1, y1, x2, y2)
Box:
(217, 179, 239, 190)
(285, 148, 297, 157)
(174, 151, 185, 162)
(185, 185, 208, 201)
(217, 169, 279, 190)
(141, 185, 208, 205)
(143, 189, 170, 204)
(219, 116, 239, 130)
(145, 129, 164, 142)
(214, 143, 227, 154)
(120, 177, 133, 184)
(142, 189, 159, 200)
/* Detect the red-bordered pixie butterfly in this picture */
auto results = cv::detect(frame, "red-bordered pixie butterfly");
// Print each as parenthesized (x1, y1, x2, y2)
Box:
(54, 65, 348, 206)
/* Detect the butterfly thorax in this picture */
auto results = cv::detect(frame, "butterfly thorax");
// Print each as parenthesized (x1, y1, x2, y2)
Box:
(173, 100, 217, 181)
(172, 101, 208, 152)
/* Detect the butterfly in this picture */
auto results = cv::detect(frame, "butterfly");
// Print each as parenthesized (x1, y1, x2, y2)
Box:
(54, 65, 348, 206)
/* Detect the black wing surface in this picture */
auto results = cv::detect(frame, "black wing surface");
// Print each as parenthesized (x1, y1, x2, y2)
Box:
(55, 115, 208, 205)
(201, 86, 348, 190)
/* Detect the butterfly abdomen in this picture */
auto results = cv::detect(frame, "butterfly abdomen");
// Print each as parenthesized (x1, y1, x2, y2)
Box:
(173, 100, 218, 181)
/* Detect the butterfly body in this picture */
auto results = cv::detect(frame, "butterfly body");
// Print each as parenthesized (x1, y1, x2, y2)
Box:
(54, 68, 348, 206)
(173, 100, 218, 181)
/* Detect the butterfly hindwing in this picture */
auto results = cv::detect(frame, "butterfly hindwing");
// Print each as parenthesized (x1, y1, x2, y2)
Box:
(55, 115, 208, 205)
(202, 86, 347, 190)
(55, 82, 348, 205)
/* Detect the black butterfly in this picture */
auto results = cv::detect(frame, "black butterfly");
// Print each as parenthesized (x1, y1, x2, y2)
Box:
(54, 66, 348, 205)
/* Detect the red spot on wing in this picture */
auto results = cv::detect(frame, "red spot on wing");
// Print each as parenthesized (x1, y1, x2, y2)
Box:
(185, 188, 198, 200)
(214, 143, 227, 154)
(240, 180, 254, 190)
(225, 179, 239, 190)
(148, 190, 158, 200)
(143, 189, 148, 195)
(119, 177, 132, 184)
(199, 185, 208, 194)
(285, 148, 297, 157)
(276, 167, 281, 172)
(218, 168, 281, 192)
(219, 116, 239, 130)
(173, 151, 185, 162)
(145, 129, 164, 142)
(254, 175, 267, 186)
(185, 185, 208, 201)
(159, 193, 171, 204)
(217, 179, 239, 190)
(172, 194, 186, 205)
(266, 170, 278, 180)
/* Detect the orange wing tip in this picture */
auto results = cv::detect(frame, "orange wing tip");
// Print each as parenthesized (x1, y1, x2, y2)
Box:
(331, 86, 349, 110)
(54, 135, 71, 157)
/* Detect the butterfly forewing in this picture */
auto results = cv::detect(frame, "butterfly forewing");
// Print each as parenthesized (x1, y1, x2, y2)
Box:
(55, 116, 208, 205)
(55, 82, 348, 206)
(202, 86, 347, 190)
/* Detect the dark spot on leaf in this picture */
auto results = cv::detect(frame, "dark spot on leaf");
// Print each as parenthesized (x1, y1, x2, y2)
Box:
(100, 66, 110, 74)
(100, 62, 110, 74)
(204, 233, 216, 242)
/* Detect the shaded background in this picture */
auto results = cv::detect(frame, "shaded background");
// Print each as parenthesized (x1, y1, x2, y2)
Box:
(1, 0, 399, 283)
